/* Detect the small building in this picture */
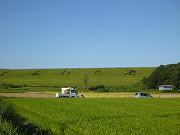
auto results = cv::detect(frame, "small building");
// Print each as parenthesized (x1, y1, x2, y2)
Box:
(158, 85, 174, 90)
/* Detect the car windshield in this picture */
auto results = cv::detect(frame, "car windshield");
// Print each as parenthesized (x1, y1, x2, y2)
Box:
(140, 93, 149, 96)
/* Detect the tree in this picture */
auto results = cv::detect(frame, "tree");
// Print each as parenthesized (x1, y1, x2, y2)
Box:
(83, 75, 88, 89)
(143, 63, 180, 89)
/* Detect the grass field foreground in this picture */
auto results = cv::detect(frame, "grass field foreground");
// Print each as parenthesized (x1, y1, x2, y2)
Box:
(5, 98, 180, 135)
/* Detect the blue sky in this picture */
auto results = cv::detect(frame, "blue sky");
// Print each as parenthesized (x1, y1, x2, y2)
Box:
(0, 0, 180, 69)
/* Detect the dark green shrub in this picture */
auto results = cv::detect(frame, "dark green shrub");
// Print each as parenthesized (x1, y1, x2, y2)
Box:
(96, 88, 110, 93)
(89, 85, 105, 91)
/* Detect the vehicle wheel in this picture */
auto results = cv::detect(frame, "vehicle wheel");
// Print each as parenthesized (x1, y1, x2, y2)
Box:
(71, 96, 75, 98)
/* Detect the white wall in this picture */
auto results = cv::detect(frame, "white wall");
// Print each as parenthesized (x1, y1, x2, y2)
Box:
(159, 87, 172, 90)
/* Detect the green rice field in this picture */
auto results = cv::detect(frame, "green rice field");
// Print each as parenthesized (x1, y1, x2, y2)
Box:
(5, 98, 180, 135)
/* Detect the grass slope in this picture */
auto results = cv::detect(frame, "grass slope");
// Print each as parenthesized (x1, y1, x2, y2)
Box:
(0, 68, 154, 87)
(5, 98, 180, 135)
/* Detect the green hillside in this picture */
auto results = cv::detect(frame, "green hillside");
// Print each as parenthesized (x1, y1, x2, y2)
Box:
(0, 68, 155, 87)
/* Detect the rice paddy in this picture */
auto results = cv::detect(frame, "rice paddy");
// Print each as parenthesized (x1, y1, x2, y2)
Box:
(4, 98, 180, 135)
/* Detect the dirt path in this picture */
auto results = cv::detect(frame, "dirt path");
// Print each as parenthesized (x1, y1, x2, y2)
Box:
(0, 92, 180, 98)
(152, 93, 180, 98)
(0, 92, 56, 98)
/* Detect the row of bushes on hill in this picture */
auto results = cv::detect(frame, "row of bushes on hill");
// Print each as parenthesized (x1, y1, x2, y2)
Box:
(61, 71, 71, 76)
(142, 63, 180, 89)
(1, 70, 139, 77)
(124, 70, 136, 75)
(93, 70, 102, 75)
(88, 85, 146, 92)
(31, 71, 41, 76)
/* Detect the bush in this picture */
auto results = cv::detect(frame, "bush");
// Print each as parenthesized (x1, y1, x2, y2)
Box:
(96, 88, 110, 93)
(89, 85, 105, 91)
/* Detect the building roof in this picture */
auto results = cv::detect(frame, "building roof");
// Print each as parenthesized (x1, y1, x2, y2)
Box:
(158, 85, 174, 88)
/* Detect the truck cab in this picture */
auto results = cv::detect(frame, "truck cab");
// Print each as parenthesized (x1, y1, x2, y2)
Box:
(56, 87, 78, 98)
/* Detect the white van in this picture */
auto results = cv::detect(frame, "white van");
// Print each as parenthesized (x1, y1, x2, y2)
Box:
(134, 92, 152, 98)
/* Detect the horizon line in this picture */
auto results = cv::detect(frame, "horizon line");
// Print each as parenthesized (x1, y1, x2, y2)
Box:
(0, 66, 157, 70)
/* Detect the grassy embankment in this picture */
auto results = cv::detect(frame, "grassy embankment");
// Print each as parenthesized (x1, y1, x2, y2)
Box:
(0, 68, 155, 92)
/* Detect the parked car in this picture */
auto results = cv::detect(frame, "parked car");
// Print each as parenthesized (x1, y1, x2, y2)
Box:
(134, 92, 152, 98)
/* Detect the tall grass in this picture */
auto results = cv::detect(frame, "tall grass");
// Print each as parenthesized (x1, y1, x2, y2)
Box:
(0, 97, 53, 135)
(0, 97, 19, 135)
(0, 116, 19, 135)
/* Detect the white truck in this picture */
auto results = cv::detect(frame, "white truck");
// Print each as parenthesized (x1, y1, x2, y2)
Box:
(56, 87, 78, 98)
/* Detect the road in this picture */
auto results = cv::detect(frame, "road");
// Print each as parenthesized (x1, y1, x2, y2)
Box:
(1, 92, 180, 98)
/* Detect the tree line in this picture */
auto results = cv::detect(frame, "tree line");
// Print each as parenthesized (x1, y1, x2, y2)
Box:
(142, 63, 180, 89)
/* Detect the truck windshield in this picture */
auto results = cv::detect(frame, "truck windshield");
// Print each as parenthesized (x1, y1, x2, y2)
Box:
(71, 90, 76, 94)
